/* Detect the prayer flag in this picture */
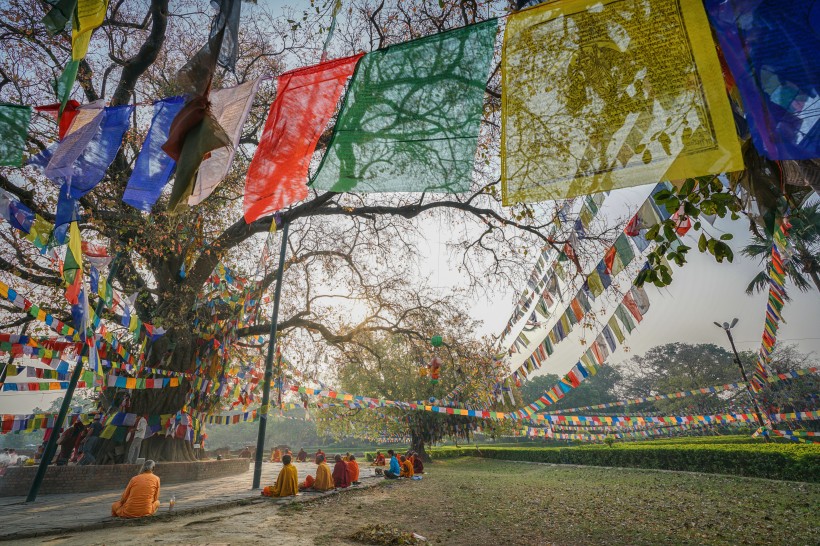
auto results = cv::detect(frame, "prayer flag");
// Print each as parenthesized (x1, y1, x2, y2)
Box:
(501, 0, 742, 204)
(311, 20, 498, 194)
(123, 96, 185, 211)
(189, 78, 260, 206)
(35, 100, 81, 140)
(63, 221, 83, 304)
(72, 0, 109, 60)
(55, 60, 80, 115)
(163, 97, 232, 212)
(54, 185, 79, 244)
(612, 234, 635, 275)
(42, 0, 77, 36)
(704, 0, 820, 160)
(0, 105, 32, 166)
(0, 190, 35, 234)
(243, 54, 362, 222)
(43, 103, 133, 198)
(211, 0, 241, 72)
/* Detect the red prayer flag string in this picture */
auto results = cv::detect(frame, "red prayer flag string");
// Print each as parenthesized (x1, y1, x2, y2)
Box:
(243, 53, 363, 224)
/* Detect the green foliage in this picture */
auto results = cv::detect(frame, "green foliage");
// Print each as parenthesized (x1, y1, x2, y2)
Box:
(638, 176, 742, 288)
(426, 441, 820, 482)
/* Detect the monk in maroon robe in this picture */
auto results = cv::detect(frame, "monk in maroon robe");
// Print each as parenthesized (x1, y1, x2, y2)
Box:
(332, 454, 350, 488)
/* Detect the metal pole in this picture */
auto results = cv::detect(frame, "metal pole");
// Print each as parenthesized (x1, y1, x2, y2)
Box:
(724, 328, 770, 442)
(26, 254, 122, 502)
(253, 222, 290, 489)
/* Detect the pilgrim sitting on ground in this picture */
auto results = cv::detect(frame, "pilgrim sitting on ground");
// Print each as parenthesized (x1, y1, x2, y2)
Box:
(399, 455, 414, 478)
(262, 454, 299, 497)
(332, 454, 351, 488)
(301, 454, 335, 491)
(111, 460, 161, 518)
(373, 450, 386, 466)
(347, 454, 360, 485)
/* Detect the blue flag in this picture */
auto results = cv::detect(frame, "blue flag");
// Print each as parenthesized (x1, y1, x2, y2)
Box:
(705, 0, 820, 160)
(54, 185, 80, 245)
(64, 105, 134, 198)
(123, 96, 185, 211)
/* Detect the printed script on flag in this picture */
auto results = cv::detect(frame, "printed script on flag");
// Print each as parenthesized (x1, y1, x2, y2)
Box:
(501, 0, 743, 205)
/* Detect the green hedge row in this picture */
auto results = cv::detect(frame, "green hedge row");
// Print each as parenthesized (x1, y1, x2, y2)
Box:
(425, 444, 820, 482)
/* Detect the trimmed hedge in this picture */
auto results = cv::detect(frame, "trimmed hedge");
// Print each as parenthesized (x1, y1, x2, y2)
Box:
(425, 443, 820, 482)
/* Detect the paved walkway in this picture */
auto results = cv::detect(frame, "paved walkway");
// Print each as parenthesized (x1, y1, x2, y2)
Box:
(0, 461, 382, 541)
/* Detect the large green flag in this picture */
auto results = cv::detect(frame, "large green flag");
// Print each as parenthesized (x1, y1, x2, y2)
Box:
(310, 19, 497, 194)
(0, 105, 31, 167)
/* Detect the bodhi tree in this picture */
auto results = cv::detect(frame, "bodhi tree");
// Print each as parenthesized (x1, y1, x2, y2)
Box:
(0, 0, 612, 461)
(314, 324, 519, 461)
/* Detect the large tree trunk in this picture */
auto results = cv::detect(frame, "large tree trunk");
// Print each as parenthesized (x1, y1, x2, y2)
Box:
(91, 333, 200, 463)
(411, 432, 430, 462)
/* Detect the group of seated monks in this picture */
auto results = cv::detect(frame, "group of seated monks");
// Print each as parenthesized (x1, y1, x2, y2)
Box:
(262, 453, 361, 498)
(375, 449, 423, 477)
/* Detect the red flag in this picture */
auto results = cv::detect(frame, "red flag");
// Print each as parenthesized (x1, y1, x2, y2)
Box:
(35, 100, 80, 140)
(243, 53, 363, 223)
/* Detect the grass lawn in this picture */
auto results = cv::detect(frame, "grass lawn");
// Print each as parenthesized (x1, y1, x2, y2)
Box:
(40, 458, 819, 546)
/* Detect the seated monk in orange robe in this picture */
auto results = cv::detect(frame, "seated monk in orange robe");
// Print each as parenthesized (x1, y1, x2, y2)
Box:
(373, 451, 386, 466)
(347, 454, 360, 485)
(270, 448, 282, 463)
(399, 455, 414, 478)
(111, 460, 161, 518)
(301, 455, 334, 491)
(262, 454, 299, 497)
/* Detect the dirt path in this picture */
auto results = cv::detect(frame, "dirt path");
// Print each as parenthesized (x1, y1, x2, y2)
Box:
(14, 459, 819, 546)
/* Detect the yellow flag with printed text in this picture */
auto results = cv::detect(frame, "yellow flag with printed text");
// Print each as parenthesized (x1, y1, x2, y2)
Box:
(501, 0, 743, 204)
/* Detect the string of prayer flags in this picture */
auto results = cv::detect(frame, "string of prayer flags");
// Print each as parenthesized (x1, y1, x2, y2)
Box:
(243, 54, 363, 223)
(310, 20, 498, 194)
(0, 105, 32, 167)
(750, 217, 791, 391)
(501, 0, 743, 204)
(540, 367, 819, 415)
(704, 0, 820, 160)
(0, 281, 77, 338)
(188, 78, 261, 206)
(123, 96, 186, 211)
(163, 96, 232, 212)
(72, 0, 108, 60)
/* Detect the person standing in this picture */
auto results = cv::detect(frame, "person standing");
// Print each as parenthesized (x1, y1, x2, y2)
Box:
(127, 415, 148, 464)
(79, 414, 103, 465)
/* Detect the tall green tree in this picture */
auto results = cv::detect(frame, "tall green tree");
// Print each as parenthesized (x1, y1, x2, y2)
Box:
(742, 202, 820, 295)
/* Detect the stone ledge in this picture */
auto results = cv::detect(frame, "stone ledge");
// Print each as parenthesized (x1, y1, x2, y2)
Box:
(0, 458, 250, 497)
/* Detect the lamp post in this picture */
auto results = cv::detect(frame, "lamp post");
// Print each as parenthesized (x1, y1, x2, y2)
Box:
(252, 221, 290, 489)
(713, 318, 769, 442)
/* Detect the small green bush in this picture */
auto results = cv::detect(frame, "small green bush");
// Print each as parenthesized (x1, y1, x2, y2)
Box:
(426, 442, 820, 482)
